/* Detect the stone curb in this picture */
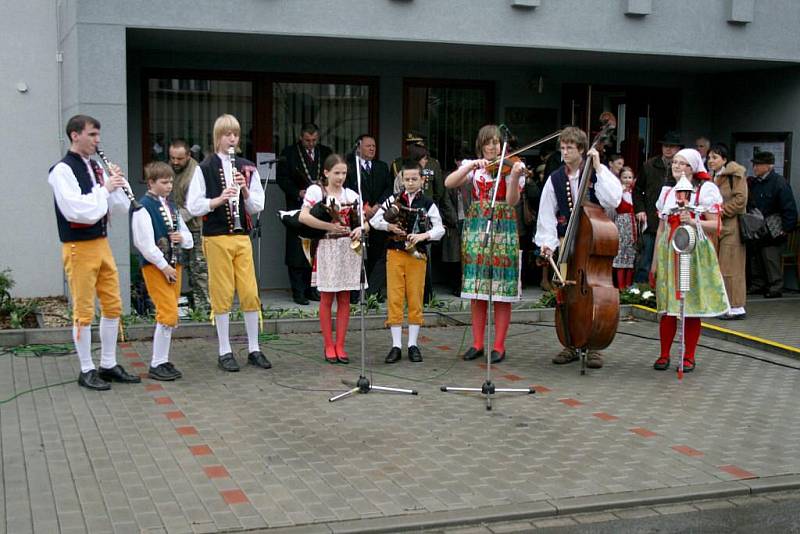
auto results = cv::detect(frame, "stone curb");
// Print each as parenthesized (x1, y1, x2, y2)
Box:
(247, 475, 800, 533)
(629, 305, 800, 360)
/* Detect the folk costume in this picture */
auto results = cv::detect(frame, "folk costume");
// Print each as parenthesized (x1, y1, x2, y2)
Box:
(653, 149, 729, 372)
(187, 151, 270, 372)
(303, 184, 363, 363)
(276, 141, 332, 303)
(534, 159, 623, 369)
(49, 151, 141, 389)
(611, 189, 637, 288)
(370, 190, 445, 363)
(457, 161, 525, 362)
(131, 193, 193, 380)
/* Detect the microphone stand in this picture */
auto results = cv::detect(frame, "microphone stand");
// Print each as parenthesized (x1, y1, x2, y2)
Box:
(329, 154, 418, 402)
(441, 131, 534, 410)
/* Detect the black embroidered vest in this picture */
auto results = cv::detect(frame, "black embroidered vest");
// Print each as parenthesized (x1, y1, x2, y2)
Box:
(199, 154, 255, 236)
(51, 151, 107, 242)
(138, 194, 178, 266)
(550, 165, 599, 238)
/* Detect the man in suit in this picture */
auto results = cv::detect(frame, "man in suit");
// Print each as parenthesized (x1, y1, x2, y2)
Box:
(346, 134, 393, 301)
(277, 123, 332, 304)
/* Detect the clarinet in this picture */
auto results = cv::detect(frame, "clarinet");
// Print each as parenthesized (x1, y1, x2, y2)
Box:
(162, 204, 178, 268)
(227, 147, 244, 232)
(95, 147, 143, 211)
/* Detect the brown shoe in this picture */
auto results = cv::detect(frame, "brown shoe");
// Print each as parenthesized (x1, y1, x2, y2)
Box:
(552, 347, 578, 365)
(586, 351, 604, 369)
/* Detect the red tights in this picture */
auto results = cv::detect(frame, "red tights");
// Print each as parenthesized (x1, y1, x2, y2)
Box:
(659, 315, 701, 362)
(470, 300, 512, 353)
(615, 268, 634, 289)
(320, 291, 351, 357)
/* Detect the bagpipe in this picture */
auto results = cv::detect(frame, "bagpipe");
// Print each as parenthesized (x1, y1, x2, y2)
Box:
(381, 196, 429, 260)
(279, 195, 359, 240)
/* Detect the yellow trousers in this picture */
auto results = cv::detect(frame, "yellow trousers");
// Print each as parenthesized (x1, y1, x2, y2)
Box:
(203, 234, 261, 315)
(386, 248, 426, 326)
(142, 264, 182, 327)
(61, 238, 122, 326)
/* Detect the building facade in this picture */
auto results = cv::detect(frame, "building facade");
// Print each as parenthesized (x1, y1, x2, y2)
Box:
(3, 0, 799, 302)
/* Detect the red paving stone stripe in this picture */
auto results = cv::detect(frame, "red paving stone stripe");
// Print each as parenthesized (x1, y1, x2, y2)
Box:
(220, 489, 249, 505)
(131, 361, 147, 368)
(434, 345, 452, 351)
(145, 384, 164, 392)
(137, 372, 149, 380)
(123, 353, 139, 359)
(593, 412, 619, 421)
(164, 410, 185, 420)
(204, 465, 230, 479)
(118, 343, 132, 348)
(630, 427, 658, 438)
(176, 426, 198, 436)
(502, 374, 522, 381)
(533, 385, 551, 393)
(559, 398, 583, 407)
(189, 445, 213, 456)
(719, 465, 757, 479)
(418, 335, 432, 343)
(154, 397, 174, 405)
(672, 445, 704, 457)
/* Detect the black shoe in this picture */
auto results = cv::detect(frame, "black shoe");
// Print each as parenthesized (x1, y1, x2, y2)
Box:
(408, 345, 423, 363)
(148, 363, 180, 381)
(248, 350, 272, 369)
(653, 357, 670, 371)
(163, 362, 183, 379)
(305, 289, 321, 302)
(764, 291, 783, 299)
(218, 352, 240, 372)
(78, 370, 111, 391)
(490, 350, 505, 364)
(720, 313, 747, 321)
(97, 364, 141, 384)
(462, 347, 484, 361)
(385, 347, 402, 364)
(293, 295, 310, 305)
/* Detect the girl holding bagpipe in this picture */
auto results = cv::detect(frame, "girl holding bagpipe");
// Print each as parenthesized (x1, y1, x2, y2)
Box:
(299, 154, 368, 363)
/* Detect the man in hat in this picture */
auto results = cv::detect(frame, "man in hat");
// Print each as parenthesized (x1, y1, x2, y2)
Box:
(633, 130, 682, 283)
(391, 132, 444, 202)
(747, 151, 797, 298)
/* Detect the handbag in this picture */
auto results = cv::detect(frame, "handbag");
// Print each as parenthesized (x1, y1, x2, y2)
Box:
(739, 208, 768, 243)
(765, 213, 784, 239)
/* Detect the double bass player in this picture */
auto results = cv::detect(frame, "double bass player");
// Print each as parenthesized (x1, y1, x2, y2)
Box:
(534, 126, 622, 370)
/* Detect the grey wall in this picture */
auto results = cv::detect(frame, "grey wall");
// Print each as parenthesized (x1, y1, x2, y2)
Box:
(0, 2, 63, 297)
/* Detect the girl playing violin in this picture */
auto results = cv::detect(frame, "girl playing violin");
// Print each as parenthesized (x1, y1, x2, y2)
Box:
(444, 125, 527, 364)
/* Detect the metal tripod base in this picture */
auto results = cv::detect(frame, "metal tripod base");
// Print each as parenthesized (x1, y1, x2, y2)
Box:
(441, 380, 534, 411)
(329, 375, 418, 402)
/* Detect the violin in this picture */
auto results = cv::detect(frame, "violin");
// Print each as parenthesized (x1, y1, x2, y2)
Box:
(484, 155, 530, 178)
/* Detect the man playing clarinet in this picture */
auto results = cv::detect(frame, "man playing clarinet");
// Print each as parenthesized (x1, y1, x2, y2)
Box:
(48, 114, 141, 390)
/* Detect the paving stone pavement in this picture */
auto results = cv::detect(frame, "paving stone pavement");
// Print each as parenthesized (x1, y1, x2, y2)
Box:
(2, 314, 800, 533)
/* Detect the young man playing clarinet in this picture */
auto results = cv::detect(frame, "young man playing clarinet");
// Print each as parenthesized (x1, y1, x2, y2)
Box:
(48, 114, 141, 390)
(187, 114, 269, 372)
(132, 162, 193, 380)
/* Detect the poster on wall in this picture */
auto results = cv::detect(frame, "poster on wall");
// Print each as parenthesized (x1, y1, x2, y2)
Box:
(732, 132, 792, 180)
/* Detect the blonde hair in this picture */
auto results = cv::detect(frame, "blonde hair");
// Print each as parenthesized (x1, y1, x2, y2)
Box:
(213, 114, 241, 152)
(475, 125, 501, 158)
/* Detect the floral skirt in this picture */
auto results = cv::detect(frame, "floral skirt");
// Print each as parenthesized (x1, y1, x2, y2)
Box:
(612, 212, 636, 269)
(460, 201, 520, 302)
(655, 227, 729, 317)
(312, 237, 365, 292)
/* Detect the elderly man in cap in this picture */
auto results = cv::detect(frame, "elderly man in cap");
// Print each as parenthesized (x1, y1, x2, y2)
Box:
(633, 130, 683, 283)
(747, 151, 798, 298)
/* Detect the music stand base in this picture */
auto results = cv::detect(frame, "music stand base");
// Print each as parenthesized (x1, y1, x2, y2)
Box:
(329, 375, 417, 402)
(441, 380, 534, 411)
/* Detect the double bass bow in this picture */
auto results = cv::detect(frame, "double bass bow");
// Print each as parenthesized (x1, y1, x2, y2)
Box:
(549, 121, 620, 375)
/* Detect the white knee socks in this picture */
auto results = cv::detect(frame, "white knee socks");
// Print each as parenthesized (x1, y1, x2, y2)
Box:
(151, 323, 173, 367)
(408, 324, 420, 347)
(99, 317, 119, 369)
(215, 313, 232, 356)
(73, 325, 93, 373)
(244, 311, 260, 353)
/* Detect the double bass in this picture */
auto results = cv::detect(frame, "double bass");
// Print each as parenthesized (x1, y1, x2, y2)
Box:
(550, 121, 619, 375)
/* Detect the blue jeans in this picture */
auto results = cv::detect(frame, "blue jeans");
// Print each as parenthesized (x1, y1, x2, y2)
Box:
(634, 232, 656, 283)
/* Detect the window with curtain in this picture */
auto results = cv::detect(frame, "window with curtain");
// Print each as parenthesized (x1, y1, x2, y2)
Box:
(147, 78, 253, 162)
(404, 81, 493, 171)
(272, 81, 372, 156)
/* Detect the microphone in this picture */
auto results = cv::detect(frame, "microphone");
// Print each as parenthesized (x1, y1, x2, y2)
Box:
(498, 124, 512, 140)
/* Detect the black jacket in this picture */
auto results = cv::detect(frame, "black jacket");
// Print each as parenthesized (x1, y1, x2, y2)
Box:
(276, 142, 332, 210)
(634, 156, 673, 235)
(345, 153, 393, 206)
(748, 170, 798, 240)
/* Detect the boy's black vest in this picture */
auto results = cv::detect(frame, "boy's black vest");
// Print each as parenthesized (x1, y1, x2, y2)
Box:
(199, 154, 256, 236)
(386, 191, 434, 252)
(51, 151, 108, 242)
(550, 164, 600, 238)
(137, 194, 178, 267)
